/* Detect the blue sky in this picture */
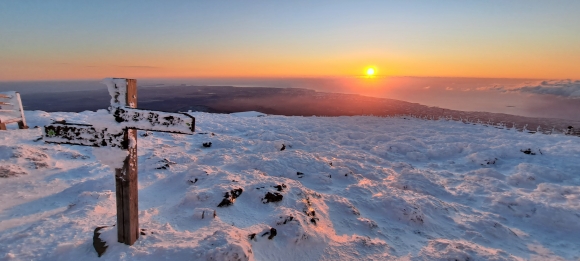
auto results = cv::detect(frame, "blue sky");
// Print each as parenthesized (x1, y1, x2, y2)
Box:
(1, 0, 579, 80)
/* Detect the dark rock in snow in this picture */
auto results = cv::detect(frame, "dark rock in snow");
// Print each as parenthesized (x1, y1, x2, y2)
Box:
(280, 144, 286, 151)
(217, 198, 233, 207)
(268, 228, 277, 239)
(217, 188, 243, 207)
(156, 158, 176, 169)
(262, 192, 283, 203)
(261, 227, 277, 240)
(203, 142, 212, 148)
(231, 188, 243, 199)
(520, 148, 536, 155)
(273, 184, 287, 192)
(310, 217, 319, 225)
(277, 215, 294, 225)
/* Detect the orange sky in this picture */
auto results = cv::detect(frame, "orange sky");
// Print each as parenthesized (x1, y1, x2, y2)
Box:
(1, 1, 579, 81)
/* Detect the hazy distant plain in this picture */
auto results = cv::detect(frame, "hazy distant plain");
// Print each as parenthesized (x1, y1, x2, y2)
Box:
(1, 77, 578, 120)
(1, 77, 578, 134)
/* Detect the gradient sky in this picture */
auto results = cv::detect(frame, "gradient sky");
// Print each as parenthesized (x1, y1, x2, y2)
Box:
(1, 0, 580, 81)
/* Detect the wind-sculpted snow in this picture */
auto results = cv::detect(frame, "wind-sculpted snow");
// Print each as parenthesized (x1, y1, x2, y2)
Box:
(0, 110, 579, 260)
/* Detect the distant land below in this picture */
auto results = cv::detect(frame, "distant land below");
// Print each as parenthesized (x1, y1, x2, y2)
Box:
(11, 85, 580, 135)
(2, 77, 579, 122)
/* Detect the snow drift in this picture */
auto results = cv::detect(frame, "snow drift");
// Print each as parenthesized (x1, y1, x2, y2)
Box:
(0, 110, 579, 260)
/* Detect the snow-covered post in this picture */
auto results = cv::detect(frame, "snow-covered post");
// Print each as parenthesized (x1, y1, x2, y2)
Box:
(109, 78, 139, 246)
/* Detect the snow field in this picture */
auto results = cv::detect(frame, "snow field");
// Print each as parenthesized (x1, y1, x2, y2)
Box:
(0, 110, 579, 260)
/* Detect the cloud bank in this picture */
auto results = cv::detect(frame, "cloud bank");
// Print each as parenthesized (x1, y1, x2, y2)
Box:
(479, 80, 580, 99)
(515, 80, 580, 98)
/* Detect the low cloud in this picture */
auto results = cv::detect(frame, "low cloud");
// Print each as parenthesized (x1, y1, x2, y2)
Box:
(117, 65, 159, 69)
(82, 65, 160, 69)
(514, 80, 580, 98)
(476, 85, 507, 91)
(478, 80, 580, 99)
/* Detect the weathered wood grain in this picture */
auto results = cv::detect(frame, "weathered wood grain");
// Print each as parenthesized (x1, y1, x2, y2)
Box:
(44, 123, 125, 147)
(115, 79, 139, 245)
(42, 78, 194, 246)
(111, 107, 195, 134)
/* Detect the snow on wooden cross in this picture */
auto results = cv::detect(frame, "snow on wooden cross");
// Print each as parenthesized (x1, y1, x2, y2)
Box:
(0, 91, 28, 130)
(43, 78, 195, 246)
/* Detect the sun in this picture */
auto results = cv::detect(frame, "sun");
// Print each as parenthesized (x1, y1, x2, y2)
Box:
(366, 67, 375, 76)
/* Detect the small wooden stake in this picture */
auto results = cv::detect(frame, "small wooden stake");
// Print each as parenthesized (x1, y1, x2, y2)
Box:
(115, 79, 139, 245)
(17, 121, 28, 129)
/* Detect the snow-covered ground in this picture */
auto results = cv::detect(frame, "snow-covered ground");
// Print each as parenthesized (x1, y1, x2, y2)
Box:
(1, 110, 579, 260)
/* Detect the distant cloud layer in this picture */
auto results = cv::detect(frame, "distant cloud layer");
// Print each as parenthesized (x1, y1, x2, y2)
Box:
(479, 80, 580, 99)
(117, 65, 160, 69)
(514, 80, 580, 98)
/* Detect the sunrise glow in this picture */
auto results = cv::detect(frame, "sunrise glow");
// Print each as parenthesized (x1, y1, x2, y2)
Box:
(1, 2, 579, 81)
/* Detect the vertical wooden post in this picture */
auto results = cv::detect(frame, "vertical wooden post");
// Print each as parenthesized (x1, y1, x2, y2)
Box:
(115, 79, 139, 245)
(15, 93, 28, 129)
(17, 121, 27, 129)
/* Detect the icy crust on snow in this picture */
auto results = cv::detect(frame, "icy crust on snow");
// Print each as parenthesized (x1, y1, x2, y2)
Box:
(1, 110, 579, 260)
(102, 78, 128, 107)
(230, 111, 267, 117)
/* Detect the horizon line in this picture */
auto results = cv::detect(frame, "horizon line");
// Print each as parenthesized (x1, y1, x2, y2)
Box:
(0, 75, 560, 83)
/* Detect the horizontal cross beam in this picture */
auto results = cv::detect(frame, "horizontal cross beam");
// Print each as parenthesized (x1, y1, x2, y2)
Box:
(44, 123, 126, 148)
(112, 107, 195, 134)
(43, 78, 196, 246)
(43, 108, 195, 147)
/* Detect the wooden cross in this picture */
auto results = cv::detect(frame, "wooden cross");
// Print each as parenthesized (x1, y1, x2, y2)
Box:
(43, 78, 195, 245)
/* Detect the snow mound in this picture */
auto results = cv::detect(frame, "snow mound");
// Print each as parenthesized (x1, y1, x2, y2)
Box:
(230, 111, 267, 117)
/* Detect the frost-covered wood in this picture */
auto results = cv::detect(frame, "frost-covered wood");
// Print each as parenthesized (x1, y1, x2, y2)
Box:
(111, 107, 195, 134)
(43, 123, 126, 148)
(0, 91, 28, 130)
(41, 78, 195, 246)
(115, 127, 139, 246)
(102, 78, 130, 107)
